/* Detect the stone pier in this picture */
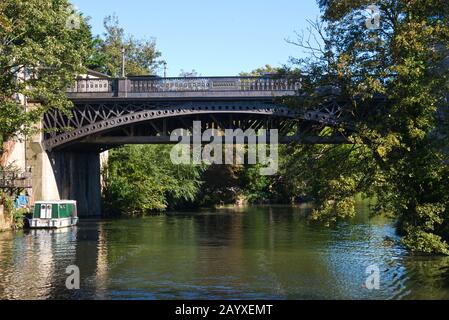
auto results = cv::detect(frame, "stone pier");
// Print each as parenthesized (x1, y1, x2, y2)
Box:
(5, 137, 103, 218)
(48, 151, 102, 217)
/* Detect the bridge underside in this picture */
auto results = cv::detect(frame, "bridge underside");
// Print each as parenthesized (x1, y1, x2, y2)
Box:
(60, 114, 349, 152)
(44, 100, 350, 151)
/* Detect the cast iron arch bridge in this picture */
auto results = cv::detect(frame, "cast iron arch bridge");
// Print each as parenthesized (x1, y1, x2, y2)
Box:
(43, 76, 351, 151)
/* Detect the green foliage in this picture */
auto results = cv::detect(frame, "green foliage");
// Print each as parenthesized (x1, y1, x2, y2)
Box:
(402, 227, 449, 256)
(238, 164, 272, 204)
(2, 195, 25, 229)
(279, 143, 377, 223)
(239, 64, 282, 76)
(12, 208, 26, 229)
(237, 160, 293, 204)
(3, 195, 13, 217)
(102, 145, 203, 216)
(196, 165, 241, 207)
(0, 0, 92, 147)
(87, 14, 162, 76)
(285, 0, 449, 254)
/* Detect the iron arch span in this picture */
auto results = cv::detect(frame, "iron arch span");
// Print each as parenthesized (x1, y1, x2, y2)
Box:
(43, 100, 348, 151)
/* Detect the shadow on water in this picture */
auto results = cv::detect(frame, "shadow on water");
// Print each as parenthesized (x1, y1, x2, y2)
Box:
(1, 203, 449, 299)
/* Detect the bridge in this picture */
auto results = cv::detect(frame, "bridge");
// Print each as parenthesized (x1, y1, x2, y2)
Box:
(38, 75, 350, 216)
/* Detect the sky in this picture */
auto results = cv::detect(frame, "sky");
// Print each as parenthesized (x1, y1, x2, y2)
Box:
(71, 0, 321, 77)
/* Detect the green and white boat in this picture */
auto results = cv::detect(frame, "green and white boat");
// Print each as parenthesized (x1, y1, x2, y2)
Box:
(29, 201, 78, 229)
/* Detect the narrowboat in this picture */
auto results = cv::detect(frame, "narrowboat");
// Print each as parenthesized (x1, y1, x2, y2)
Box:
(28, 201, 78, 229)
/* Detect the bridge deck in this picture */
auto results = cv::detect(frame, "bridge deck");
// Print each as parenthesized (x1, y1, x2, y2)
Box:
(66, 76, 300, 100)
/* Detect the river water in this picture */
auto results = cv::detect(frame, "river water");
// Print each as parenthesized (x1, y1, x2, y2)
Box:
(1, 204, 449, 300)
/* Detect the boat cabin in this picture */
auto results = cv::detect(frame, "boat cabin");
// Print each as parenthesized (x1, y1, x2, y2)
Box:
(30, 201, 78, 229)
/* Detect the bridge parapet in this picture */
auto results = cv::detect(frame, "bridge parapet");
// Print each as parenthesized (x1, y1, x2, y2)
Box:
(67, 76, 301, 100)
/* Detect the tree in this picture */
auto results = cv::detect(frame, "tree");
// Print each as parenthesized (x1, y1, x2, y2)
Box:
(287, 0, 449, 253)
(103, 145, 203, 215)
(88, 14, 163, 76)
(239, 64, 284, 76)
(0, 0, 92, 157)
(196, 164, 243, 207)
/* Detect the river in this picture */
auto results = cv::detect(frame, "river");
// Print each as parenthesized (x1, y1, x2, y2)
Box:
(1, 203, 449, 300)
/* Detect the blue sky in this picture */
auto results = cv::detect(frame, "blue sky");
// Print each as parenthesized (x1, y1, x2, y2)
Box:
(72, 0, 321, 77)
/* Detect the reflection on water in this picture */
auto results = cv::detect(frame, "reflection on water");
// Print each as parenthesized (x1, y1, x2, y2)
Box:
(1, 204, 449, 300)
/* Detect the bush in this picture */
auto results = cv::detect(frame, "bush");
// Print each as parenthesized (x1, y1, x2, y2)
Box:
(102, 145, 203, 216)
(2, 195, 26, 230)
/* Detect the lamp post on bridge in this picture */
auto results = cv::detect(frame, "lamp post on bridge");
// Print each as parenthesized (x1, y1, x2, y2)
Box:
(121, 46, 127, 97)
(121, 46, 126, 78)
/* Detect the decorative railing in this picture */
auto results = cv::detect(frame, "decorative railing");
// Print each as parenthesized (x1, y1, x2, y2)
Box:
(0, 171, 32, 189)
(66, 76, 301, 94)
(67, 78, 115, 93)
(129, 76, 301, 93)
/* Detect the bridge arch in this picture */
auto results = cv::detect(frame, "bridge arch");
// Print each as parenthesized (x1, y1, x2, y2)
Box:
(43, 101, 345, 151)
(43, 102, 299, 150)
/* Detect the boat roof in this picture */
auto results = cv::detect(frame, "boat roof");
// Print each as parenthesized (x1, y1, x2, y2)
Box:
(35, 200, 77, 204)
